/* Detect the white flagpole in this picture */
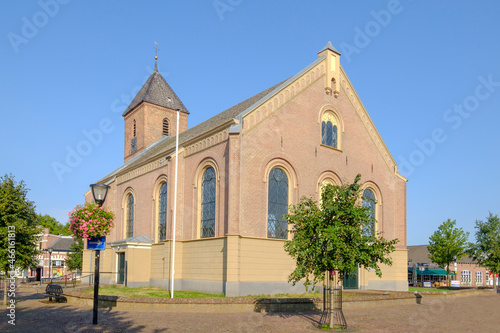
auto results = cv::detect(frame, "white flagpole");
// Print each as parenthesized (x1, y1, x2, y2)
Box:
(171, 108, 180, 298)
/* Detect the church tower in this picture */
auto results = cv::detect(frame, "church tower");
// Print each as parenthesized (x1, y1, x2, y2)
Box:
(123, 61, 189, 162)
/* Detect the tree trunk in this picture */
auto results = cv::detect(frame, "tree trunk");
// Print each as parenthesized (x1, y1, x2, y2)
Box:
(446, 265, 450, 287)
(329, 272, 334, 329)
(3, 276, 7, 305)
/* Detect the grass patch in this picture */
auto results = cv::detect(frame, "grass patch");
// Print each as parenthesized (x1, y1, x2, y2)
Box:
(84, 286, 224, 298)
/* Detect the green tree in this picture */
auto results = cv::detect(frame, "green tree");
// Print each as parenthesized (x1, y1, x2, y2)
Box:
(470, 213, 500, 290)
(427, 219, 470, 286)
(0, 174, 41, 305)
(284, 175, 398, 328)
(37, 213, 71, 235)
(66, 239, 83, 271)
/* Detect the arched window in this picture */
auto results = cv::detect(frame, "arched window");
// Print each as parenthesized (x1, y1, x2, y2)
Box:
(163, 118, 170, 136)
(200, 167, 216, 238)
(267, 168, 288, 239)
(362, 189, 376, 237)
(321, 112, 338, 148)
(126, 194, 134, 238)
(133, 119, 136, 137)
(158, 182, 167, 241)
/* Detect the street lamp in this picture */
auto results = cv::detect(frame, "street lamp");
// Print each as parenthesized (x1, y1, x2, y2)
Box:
(89, 183, 109, 325)
(90, 183, 110, 206)
(48, 248, 53, 283)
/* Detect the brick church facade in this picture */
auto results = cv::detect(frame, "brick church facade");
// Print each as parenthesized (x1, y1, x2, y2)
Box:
(83, 42, 408, 296)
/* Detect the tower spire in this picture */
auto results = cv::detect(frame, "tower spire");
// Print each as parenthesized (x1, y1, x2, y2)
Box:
(154, 41, 159, 71)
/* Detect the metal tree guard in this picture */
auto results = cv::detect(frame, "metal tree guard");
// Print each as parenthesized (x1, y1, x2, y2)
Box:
(320, 270, 347, 330)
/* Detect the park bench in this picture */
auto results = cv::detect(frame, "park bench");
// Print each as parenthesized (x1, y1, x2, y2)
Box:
(43, 284, 66, 303)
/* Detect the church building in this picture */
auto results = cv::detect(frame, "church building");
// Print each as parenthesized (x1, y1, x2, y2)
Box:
(83, 42, 408, 296)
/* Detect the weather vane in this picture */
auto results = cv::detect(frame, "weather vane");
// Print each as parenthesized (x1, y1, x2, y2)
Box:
(154, 41, 159, 61)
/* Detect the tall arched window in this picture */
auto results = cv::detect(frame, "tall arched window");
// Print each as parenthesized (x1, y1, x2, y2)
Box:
(362, 189, 375, 237)
(200, 167, 216, 238)
(163, 118, 170, 136)
(133, 119, 137, 137)
(126, 194, 134, 238)
(321, 112, 338, 148)
(158, 182, 167, 241)
(267, 168, 288, 239)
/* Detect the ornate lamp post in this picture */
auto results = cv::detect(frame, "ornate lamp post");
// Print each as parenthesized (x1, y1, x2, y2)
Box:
(89, 183, 109, 325)
(48, 248, 53, 283)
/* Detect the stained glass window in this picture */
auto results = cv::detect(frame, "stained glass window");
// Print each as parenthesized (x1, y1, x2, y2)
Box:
(362, 189, 375, 237)
(127, 194, 134, 238)
(201, 167, 216, 238)
(267, 168, 288, 239)
(158, 182, 167, 241)
(321, 112, 338, 148)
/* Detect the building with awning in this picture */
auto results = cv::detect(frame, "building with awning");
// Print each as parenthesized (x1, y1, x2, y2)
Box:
(407, 245, 492, 287)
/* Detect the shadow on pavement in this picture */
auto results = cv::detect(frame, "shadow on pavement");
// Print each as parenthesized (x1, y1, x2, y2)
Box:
(0, 290, 168, 333)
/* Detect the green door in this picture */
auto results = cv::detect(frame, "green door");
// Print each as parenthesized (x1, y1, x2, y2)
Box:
(343, 269, 358, 289)
(117, 253, 125, 284)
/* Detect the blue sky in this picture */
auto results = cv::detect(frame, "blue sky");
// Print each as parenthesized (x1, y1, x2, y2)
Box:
(1, 1, 500, 245)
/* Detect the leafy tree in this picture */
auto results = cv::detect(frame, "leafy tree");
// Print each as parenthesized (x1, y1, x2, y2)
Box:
(0, 174, 41, 305)
(66, 239, 83, 271)
(470, 213, 500, 289)
(37, 213, 71, 235)
(284, 175, 398, 288)
(427, 219, 470, 286)
(284, 175, 398, 329)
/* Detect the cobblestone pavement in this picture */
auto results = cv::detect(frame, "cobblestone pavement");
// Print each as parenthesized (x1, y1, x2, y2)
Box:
(1, 287, 499, 332)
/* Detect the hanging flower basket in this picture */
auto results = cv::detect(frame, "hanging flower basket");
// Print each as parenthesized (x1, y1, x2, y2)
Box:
(68, 202, 115, 240)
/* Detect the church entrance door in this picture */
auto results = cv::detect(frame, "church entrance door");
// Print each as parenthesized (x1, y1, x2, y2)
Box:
(343, 269, 358, 289)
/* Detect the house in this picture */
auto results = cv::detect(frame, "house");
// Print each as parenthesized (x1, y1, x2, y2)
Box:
(29, 228, 77, 280)
(82, 42, 408, 296)
(407, 245, 496, 287)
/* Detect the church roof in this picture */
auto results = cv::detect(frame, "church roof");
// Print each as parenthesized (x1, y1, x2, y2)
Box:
(98, 77, 287, 182)
(122, 63, 189, 116)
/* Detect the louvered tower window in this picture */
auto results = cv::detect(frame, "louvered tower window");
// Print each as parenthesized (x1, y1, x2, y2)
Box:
(163, 118, 170, 136)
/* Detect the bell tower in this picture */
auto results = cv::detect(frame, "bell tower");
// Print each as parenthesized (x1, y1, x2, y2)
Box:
(123, 48, 189, 162)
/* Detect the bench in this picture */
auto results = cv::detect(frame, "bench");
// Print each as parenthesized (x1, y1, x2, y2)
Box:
(43, 284, 66, 303)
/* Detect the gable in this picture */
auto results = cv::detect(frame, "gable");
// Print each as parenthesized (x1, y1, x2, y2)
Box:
(230, 55, 405, 180)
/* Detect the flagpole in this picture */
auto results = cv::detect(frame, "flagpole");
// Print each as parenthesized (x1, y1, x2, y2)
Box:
(171, 108, 180, 298)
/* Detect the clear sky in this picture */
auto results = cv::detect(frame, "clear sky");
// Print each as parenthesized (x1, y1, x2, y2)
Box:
(2, 1, 500, 245)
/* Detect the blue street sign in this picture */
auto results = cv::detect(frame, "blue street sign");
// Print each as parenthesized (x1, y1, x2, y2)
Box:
(87, 236, 106, 250)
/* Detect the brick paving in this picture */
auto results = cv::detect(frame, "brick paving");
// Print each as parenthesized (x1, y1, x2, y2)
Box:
(1, 286, 499, 332)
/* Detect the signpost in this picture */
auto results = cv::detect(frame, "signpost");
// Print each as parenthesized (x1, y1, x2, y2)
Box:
(89, 183, 110, 325)
(88, 236, 106, 325)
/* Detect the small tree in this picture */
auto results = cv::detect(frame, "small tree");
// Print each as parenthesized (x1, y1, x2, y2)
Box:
(284, 174, 398, 328)
(470, 213, 500, 290)
(37, 214, 71, 235)
(66, 239, 83, 272)
(427, 219, 470, 286)
(0, 174, 41, 305)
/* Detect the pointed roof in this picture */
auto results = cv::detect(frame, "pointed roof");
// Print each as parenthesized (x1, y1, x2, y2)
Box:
(319, 41, 341, 55)
(122, 62, 189, 116)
